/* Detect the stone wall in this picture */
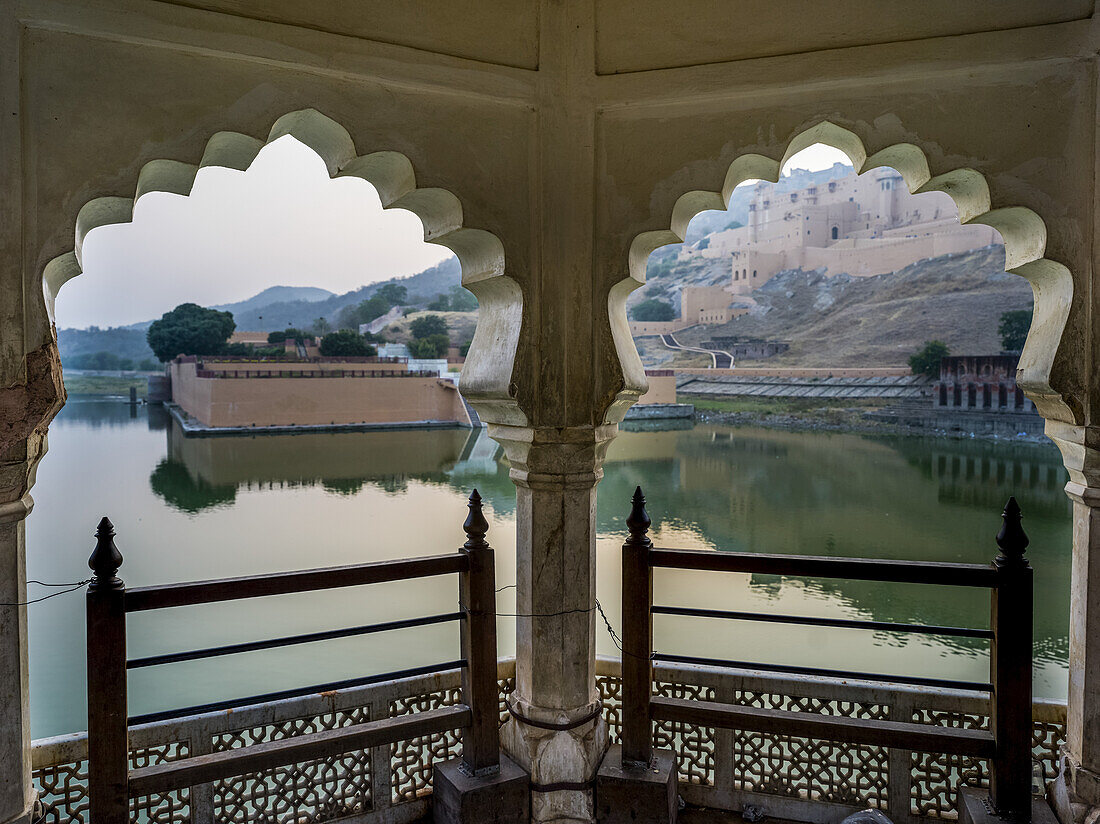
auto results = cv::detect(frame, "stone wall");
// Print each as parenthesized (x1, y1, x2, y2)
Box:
(169, 360, 470, 428)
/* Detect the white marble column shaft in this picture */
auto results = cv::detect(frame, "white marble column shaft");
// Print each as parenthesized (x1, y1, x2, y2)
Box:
(490, 423, 615, 824)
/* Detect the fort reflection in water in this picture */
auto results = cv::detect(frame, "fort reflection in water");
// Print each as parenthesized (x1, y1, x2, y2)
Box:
(25, 401, 1072, 738)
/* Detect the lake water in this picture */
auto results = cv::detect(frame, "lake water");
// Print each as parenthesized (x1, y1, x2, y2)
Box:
(26, 400, 1073, 739)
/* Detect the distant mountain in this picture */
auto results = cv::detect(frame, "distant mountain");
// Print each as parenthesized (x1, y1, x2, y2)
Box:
(225, 258, 463, 331)
(57, 258, 464, 363)
(212, 285, 334, 316)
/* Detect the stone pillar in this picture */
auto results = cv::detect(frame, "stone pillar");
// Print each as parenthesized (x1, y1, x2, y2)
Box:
(492, 423, 615, 824)
(0, 435, 45, 824)
(1047, 422, 1100, 818)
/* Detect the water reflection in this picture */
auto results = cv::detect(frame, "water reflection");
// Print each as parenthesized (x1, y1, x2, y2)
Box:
(26, 403, 1072, 739)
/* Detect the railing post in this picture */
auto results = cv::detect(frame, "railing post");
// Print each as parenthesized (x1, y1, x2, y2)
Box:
(990, 497, 1033, 819)
(86, 517, 129, 824)
(459, 490, 500, 774)
(621, 486, 653, 768)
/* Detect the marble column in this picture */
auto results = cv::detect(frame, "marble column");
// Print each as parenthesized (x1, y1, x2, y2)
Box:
(1047, 421, 1100, 818)
(491, 423, 616, 824)
(0, 435, 45, 824)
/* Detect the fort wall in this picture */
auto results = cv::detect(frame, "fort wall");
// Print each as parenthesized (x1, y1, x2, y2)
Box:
(169, 360, 471, 429)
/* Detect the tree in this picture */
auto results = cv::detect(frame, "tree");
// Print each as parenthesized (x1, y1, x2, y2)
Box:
(408, 334, 450, 358)
(146, 303, 235, 362)
(448, 285, 478, 312)
(909, 340, 949, 379)
(267, 330, 287, 344)
(335, 304, 361, 330)
(357, 294, 391, 324)
(312, 317, 331, 336)
(409, 314, 448, 339)
(376, 283, 408, 305)
(427, 294, 450, 311)
(999, 309, 1032, 352)
(631, 299, 677, 322)
(319, 330, 376, 357)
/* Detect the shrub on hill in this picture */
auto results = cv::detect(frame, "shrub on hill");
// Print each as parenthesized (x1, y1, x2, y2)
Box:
(999, 309, 1031, 352)
(631, 299, 677, 322)
(909, 340, 950, 379)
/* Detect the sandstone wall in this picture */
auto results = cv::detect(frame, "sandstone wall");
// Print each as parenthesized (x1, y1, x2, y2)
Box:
(171, 361, 470, 428)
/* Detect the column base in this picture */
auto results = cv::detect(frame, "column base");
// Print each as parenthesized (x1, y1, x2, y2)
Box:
(958, 787, 1057, 824)
(0, 795, 42, 824)
(432, 754, 530, 824)
(1049, 751, 1100, 824)
(595, 745, 678, 824)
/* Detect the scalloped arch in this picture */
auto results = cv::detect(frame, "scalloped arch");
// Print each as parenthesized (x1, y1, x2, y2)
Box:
(610, 120, 1074, 425)
(41, 108, 526, 427)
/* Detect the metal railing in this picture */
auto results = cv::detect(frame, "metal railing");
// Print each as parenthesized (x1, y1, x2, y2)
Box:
(83, 491, 500, 824)
(618, 487, 1036, 821)
(34, 656, 1066, 824)
(193, 369, 434, 379)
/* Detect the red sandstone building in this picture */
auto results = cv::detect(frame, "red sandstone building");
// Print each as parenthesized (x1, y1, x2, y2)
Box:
(933, 354, 1035, 413)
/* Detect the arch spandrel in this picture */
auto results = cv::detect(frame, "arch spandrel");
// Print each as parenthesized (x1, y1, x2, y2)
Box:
(603, 120, 1080, 428)
(35, 108, 526, 444)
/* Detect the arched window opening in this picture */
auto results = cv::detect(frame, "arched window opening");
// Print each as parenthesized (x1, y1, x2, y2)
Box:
(618, 137, 1066, 697)
(28, 132, 510, 741)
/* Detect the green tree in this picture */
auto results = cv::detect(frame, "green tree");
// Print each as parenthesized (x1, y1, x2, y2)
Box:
(312, 317, 331, 336)
(146, 303, 235, 362)
(376, 283, 408, 305)
(408, 334, 450, 358)
(448, 285, 478, 312)
(409, 314, 449, 339)
(357, 294, 391, 323)
(999, 309, 1032, 352)
(267, 330, 287, 344)
(319, 330, 376, 357)
(335, 303, 361, 330)
(631, 298, 677, 322)
(909, 340, 950, 379)
(427, 294, 450, 311)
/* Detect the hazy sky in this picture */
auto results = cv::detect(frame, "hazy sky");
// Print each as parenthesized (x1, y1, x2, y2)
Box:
(57, 139, 850, 330)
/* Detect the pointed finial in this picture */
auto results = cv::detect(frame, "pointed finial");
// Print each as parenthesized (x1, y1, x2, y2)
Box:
(464, 489, 489, 550)
(88, 517, 124, 591)
(626, 486, 652, 549)
(996, 497, 1029, 566)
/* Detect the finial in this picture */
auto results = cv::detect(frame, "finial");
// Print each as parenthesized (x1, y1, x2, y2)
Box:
(88, 517, 124, 591)
(464, 489, 489, 550)
(626, 486, 652, 548)
(996, 497, 1029, 565)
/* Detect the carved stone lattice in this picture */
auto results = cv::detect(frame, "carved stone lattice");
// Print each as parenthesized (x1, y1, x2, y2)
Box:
(129, 742, 191, 824)
(213, 753, 372, 824)
(910, 709, 989, 818)
(731, 691, 889, 808)
(1033, 717, 1068, 782)
(212, 708, 373, 824)
(389, 688, 462, 804)
(29, 669, 1072, 824)
(34, 759, 88, 824)
(498, 676, 516, 728)
(654, 681, 716, 786)
(596, 674, 623, 744)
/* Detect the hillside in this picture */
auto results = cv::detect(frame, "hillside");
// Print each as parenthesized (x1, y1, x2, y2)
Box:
(223, 258, 462, 331)
(673, 246, 1032, 367)
(211, 285, 334, 318)
(57, 258, 466, 364)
